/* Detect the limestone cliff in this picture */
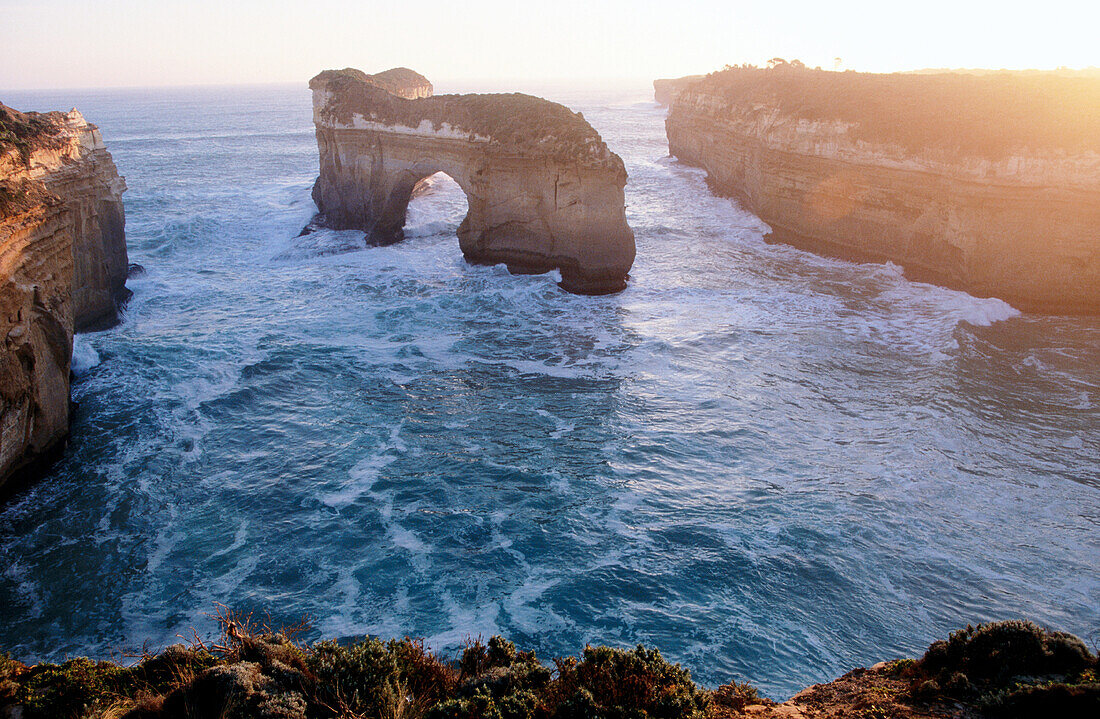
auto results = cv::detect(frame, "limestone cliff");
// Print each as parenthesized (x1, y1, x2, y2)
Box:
(665, 66, 1100, 315)
(0, 102, 128, 487)
(653, 74, 704, 105)
(308, 68, 635, 295)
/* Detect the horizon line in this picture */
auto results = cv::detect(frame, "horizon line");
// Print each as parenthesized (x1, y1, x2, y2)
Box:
(4, 63, 1099, 96)
(0, 75, 663, 95)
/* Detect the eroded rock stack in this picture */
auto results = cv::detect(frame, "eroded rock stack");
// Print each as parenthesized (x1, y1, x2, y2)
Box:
(0, 102, 128, 487)
(308, 68, 636, 295)
(664, 66, 1100, 314)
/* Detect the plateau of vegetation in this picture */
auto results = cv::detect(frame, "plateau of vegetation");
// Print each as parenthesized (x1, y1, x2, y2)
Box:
(681, 61, 1100, 157)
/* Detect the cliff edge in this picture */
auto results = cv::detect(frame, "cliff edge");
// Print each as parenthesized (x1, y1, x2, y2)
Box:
(654, 75, 704, 105)
(0, 102, 128, 488)
(664, 65, 1100, 315)
(308, 68, 636, 295)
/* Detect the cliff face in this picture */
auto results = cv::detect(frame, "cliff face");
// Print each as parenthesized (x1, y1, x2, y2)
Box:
(665, 67, 1100, 315)
(653, 74, 704, 105)
(0, 103, 128, 487)
(309, 68, 635, 294)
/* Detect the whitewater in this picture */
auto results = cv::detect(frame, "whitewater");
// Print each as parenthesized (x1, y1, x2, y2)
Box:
(0, 82, 1096, 699)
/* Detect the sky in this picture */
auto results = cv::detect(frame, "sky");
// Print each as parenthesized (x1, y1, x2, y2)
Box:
(1, 0, 1098, 89)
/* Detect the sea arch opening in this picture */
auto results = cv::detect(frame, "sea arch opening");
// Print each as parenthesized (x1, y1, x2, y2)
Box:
(378, 165, 473, 249)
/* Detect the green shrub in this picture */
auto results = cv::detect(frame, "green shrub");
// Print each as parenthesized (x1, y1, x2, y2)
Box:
(921, 621, 1094, 686)
(120, 644, 218, 695)
(487, 637, 518, 670)
(16, 657, 124, 719)
(307, 638, 403, 718)
(911, 679, 940, 699)
(709, 681, 763, 711)
(389, 637, 459, 705)
(882, 658, 916, 677)
(460, 640, 490, 679)
(554, 645, 707, 719)
(425, 686, 539, 719)
(913, 621, 1099, 714)
(983, 681, 1100, 718)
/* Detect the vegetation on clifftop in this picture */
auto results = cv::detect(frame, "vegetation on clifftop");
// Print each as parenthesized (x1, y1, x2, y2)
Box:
(0, 103, 64, 164)
(0, 103, 67, 218)
(683, 63, 1100, 157)
(309, 73, 618, 169)
(0, 615, 1096, 719)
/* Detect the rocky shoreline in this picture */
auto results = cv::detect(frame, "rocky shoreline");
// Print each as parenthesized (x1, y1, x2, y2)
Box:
(0, 619, 1095, 718)
(661, 66, 1100, 315)
(0, 102, 128, 490)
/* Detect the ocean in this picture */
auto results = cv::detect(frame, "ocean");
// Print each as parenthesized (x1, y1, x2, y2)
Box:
(0, 81, 1096, 699)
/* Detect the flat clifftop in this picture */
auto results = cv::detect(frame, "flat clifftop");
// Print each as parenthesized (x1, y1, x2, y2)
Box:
(0, 619, 1096, 718)
(664, 64, 1100, 314)
(0, 103, 68, 168)
(310, 70, 621, 170)
(680, 65, 1100, 158)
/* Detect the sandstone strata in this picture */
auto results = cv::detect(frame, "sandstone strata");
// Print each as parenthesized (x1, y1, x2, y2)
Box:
(0, 103, 128, 488)
(665, 67, 1100, 314)
(308, 68, 635, 294)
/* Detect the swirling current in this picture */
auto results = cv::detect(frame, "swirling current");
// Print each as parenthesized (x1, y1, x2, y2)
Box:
(0, 82, 1097, 699)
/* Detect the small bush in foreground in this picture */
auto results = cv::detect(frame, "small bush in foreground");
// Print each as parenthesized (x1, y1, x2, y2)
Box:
(911, 620, 1100, 716)
(710, 681, 767, 713)
(553, 645, 708, 719)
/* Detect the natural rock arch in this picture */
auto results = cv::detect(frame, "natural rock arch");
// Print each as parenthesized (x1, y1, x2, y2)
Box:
(307, 69, 636, 295)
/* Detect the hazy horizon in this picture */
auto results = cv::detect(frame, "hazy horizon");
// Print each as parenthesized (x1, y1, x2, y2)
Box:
(2, 0, 1098, 91)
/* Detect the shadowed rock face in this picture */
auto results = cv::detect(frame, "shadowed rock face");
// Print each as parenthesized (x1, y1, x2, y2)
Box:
(1, 102, 128, 488)
(665, 66, 1100, 315)
(307, 68, 635, 295)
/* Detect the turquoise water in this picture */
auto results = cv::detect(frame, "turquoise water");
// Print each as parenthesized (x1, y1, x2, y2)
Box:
(0, 82, 1097, 699)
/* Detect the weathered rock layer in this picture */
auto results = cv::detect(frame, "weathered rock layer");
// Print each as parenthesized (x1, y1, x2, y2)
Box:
(309, 68, 635, 294)
(665, 67, 1100, 314)
(0, 103, 128, 487)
